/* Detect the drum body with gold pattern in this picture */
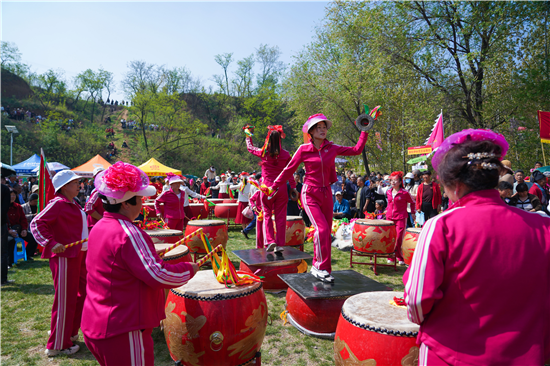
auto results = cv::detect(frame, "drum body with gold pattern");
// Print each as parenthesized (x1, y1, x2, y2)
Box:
(352, 219, 397, 253)
(164, 271, 267, 366)
(239, 259, 306, 290)
(184, 220, 228, 254)
(277, 216, 305, 247)
(402, 228, 421, 265)
(334, 291, 419, 366)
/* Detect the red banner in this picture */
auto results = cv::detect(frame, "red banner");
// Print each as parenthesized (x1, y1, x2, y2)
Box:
(38, 148, 55, 213)
(408, 145, 433, 155)
(539, 110, 550, 144)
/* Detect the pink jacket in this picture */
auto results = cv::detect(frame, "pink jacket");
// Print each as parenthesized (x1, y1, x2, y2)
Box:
(85, 189, 105, 229)
(81, 212, 195, 339)
(273, 132, 368, 189)
(386, 188, 415, 221)
(404, 189, 550, 365)
(30, 193, 88, 259)
(155, 189, 186, 219)
(246, 137, 296, 188)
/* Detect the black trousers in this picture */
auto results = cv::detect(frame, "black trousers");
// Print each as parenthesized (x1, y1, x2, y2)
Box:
(421, 202, 438, 220)
(1, 224, 8, 283)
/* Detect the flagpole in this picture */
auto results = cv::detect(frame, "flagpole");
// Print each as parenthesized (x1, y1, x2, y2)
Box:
(542, 140, 548, 166)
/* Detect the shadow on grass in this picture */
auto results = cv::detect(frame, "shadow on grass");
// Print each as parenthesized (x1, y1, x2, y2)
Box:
(10, 260, 50, 270)
(1, 283, 54, 295)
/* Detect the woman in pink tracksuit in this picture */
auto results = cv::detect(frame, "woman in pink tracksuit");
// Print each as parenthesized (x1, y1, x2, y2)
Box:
(155, 174, 205, 231)
(81, 163, 198, 365)
(271, 114, 368, 282)
(386, 171, 415, 265)
(246, 125, 298, 252)
(404, 129, 550, 365)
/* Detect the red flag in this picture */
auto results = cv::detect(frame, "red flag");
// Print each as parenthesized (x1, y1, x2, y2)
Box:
(538, 110, 550, 144)
(37, 148, 55, 213)
(425, 112, 445, 150)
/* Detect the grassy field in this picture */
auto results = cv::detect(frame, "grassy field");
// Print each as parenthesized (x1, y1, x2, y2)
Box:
(1, 228, 407, 366)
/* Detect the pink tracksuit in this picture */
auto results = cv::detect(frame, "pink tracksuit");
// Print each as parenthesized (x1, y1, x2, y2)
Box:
(246, 137, 296, 247)
(386, 188, 415, 262)
(30, 193, 88, 351)
(155, 188, 186, 231)
(404, 190, 550, 365)
(82, 212, 195, 365)
(272, 132, 368, 272)
(85, 189, 105, 230)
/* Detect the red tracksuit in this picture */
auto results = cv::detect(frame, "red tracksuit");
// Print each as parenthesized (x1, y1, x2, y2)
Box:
(386, 188, 416, 262)
(273, 132, 368, 272)
(246, 137, 296, 247)
(30, 193, 88, 351)
(155, 188, 186, 231)
(82, 212, 195, 365)
(85, 189, 105, 231)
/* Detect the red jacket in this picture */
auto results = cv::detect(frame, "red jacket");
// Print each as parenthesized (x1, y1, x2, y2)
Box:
(199, 182, 210, 195)
(30, 193, 88, 259)
(386, 188, 415, 221)
(85, 189, 105, 230)
(7, 202, 28, 230)
(416, 182, 442, 211)
(82, 212, 195, 339)
(246, 137, 296, 188)
(155, 189, 185, 219)
(273, 132, 368, 189)
(404, 189, 550, 365)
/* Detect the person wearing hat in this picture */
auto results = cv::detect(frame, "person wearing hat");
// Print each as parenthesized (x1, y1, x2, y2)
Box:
(404, 129, 550, 365)
(212, 174, 232, 199)
(155, 173, 205, 231)
(199, 176, 210, 195)
(81, 162, 198, 365)
(205, 166, 216, 185)
(528, 170, 549, 214)
(270, 113, 368, 282)
(499, 159, 514, 185)
(245, 125, 298, 253)
(415, 170, 442, 221)
(211, 176, 221, 198)
(30, 170, 88, 356)
(84, 167, 106, 232)
(230, 172, 252, 230)
(333, 191, 351, 219)
(180, 176, 206, 227)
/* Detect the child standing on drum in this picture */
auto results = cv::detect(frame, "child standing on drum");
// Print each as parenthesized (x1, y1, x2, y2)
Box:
(386, 171, 415, 265)
(270, 114, 368, 282)
(246, 126, 298, 252)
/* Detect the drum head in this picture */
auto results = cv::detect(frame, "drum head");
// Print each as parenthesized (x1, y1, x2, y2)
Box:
(155, 243, 189, 258)
(342, 291, 419, 335)
(286, 216, 304, 222)
(406, 228, 422, 234)
(356, 219, 395, 226)
(144, 229, 183, 237)
(188, 219, 225, 227)
(171, 270, 262, 299)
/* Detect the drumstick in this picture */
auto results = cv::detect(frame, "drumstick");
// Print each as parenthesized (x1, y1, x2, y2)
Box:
(205, 198, 217, 206)
(196, 244, 223, 267)
(64, 238, 88, 249)
(158, 228, 203, 258)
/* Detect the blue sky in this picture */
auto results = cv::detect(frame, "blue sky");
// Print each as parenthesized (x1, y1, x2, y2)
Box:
(2, 1, 329, 100)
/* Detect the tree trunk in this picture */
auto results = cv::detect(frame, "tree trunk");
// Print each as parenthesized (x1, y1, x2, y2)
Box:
(141, 110, 149, 153)
(100, 91, 110, 124)
(361, 149, 370, 176)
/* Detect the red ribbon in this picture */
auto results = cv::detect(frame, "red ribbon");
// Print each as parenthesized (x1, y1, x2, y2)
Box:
(261, 125, 286, 157)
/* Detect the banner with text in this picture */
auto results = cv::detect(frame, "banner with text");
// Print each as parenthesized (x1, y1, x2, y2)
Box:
(408, 145, 433, 155)
(539, 110, 550, 144)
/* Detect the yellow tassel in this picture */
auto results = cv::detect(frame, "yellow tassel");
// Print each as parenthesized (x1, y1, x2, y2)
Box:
(297, 259, 308, 273)
(280, 310, 288, 326)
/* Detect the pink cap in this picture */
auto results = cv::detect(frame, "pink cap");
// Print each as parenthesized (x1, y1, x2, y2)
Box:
(302, 113, 332, 133)
(95, 162, 155, 204)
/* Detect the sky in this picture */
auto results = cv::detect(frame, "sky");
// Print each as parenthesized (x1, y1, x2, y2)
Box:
(2, 1, 329, 101)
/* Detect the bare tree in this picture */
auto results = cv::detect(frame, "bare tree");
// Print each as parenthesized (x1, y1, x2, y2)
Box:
(214, 53, 234, 96)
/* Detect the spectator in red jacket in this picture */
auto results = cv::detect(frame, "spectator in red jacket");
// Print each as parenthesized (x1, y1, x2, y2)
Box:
(7, 190, 28, 266)
(416, 170, 442, 220)
(528, 170, 549, 214)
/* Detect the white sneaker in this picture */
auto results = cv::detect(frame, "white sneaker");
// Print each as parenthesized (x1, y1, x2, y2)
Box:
(387, 259, 395, 264)
(398, 260, 406, 266)
(47, 331, 79, 342)
(45, 344, 80, 356)
(311, 267, 335, 283)
(265, 243, 276, 252)
(274, 246, 284, 253)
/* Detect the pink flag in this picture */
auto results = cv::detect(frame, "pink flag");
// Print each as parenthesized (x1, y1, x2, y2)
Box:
(425, 112, 445, 149)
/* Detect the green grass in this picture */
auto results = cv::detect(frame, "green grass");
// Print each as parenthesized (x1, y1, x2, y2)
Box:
(1, 228, 407, 365)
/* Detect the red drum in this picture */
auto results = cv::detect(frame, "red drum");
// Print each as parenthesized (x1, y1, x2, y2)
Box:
(155, 243, 192, 264)
(188, 203, 207, 220)
(402, 228, 422, 265)
(239, 260, 306, 290)
(286, 287, 348, 336)
(214, 203, 238, 219)
(184, 220, 228, 254)
(145, 229, 183, 245)
(284, 216, 305, 246)
(203, 199, 224, 217)
(164, 271, 267, 366)
(334, 291, 419, 366)
(352, 219, 397, 253)
(222, 199, 238, 204)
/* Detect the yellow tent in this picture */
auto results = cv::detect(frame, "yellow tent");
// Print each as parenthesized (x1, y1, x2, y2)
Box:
(71, 155, 112, 178)
(137, 158, 181, 177)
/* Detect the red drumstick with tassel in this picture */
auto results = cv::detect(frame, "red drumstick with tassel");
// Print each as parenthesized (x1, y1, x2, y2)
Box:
(64, 238, 88, 249)
(196, 244, 223, 267)
(158, 228, 203, 258)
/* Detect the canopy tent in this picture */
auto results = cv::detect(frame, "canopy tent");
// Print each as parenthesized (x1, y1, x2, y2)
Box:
(32, 162, 69, 174)
(1, 162, 17, 177)
(12, 154, 41, 175)
(138, 158, 181, 177)
(71, 155, 112, 178)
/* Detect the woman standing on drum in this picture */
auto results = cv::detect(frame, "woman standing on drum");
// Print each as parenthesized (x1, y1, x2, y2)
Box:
(82, 162, 198, 365)
(270, 114, 368, 282)
(404, 129, 550, 365)
(246, 125, 298, 252)
(386, 171, 415, 265)
(155, 174, 205, 231)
